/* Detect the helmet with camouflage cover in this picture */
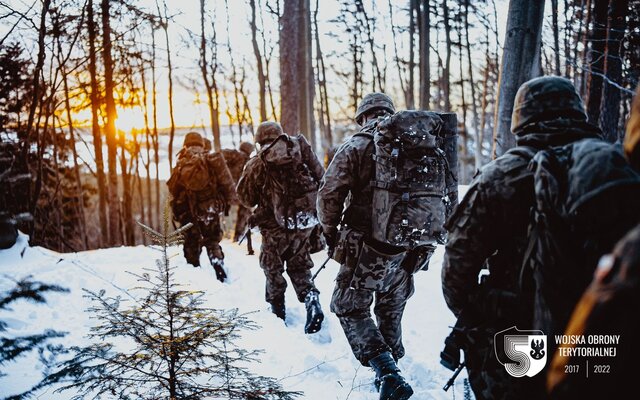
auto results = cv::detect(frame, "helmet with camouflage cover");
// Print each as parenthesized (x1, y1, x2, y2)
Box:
(355, 92, 395, 126)
(511, 76, 587, 134)
(183, 131, 204, 148)
(239, 141, 255, 156)
(255, 121, 284, 145)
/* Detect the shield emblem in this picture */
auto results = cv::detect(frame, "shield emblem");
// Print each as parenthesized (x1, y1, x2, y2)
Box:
(495, 326, 547, 378)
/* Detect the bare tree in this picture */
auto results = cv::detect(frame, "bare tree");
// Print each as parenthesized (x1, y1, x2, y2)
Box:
(492, 0, 545, 157)
(418, 0, 430, 109)
(280, 0, 314, 146)
(250, 0, 267, 122)
(199, 0, 222, 150)
(101, 0, 121, 246)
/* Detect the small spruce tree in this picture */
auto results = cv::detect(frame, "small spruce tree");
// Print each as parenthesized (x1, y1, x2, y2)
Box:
(40, 207, 301, 399)
(0, 278, 68, 399)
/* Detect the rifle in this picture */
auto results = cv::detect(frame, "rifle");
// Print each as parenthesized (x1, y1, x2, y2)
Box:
(238, 227, 254, 255)
(440, 310, 478, 392)
(311, 255, 332, 282)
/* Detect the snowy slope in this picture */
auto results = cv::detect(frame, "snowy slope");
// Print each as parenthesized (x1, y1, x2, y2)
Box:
(0, 190, 469, 399)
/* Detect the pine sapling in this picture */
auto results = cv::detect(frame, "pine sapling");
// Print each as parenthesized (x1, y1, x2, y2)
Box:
(39, 207, 301, 399)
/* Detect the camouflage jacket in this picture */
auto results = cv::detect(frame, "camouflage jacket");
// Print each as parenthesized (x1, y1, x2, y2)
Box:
(169, 146, 237, 223)
(237, 134, 324, 230)
(317, 119, 378, 236)
(221, 148, 250, 183)
(442, 119, 601, 318)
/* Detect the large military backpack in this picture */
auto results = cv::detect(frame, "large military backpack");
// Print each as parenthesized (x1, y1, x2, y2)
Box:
(260, 134, 319, 230)
(520, 138, 640, 340)
(367, 110, 454, 248)
(167, 148, 219, 222)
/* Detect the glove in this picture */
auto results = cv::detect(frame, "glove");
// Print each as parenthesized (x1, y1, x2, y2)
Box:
(323, 226, 338, 255)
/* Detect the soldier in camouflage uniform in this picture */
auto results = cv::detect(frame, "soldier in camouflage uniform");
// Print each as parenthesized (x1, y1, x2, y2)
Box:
(221, 142, 255, 242)
(318, 93, 434, 400)
(168, 132, 237, 282)
(237, 122, 325, 334)
(547, 84, 640, 400)
(442, 77, 602, 400)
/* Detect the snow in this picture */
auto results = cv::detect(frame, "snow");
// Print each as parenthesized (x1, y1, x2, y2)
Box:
(0, 187, 470, 399)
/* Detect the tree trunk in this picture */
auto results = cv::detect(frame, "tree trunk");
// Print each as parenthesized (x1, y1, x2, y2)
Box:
(492, 0, 545, 157)
(280, 0, 314, 145)
(599, 0, 629, 142)
(151, 26, 161, 230)
(313, 0, 332, 149)
(158, 1, 176, 171)
(101, 0, 121, 246)
(418, 0, 430, 110)
(464, 0, 481, 171)
(551, 0, 561, 75)
(585, 0, 608, 125)
(250, 0, 267, 122)
(408, 0, 416, 109)
(199, 0, 222, 151)
(87, 0, 108, 246)
(442, 0, 452, 111)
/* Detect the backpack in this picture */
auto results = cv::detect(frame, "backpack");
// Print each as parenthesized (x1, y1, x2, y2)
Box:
(260, 134, 319, 231)
(368, 110, 454, 248)
(520, 138, 640, 338)
(167, 148, 220, 221)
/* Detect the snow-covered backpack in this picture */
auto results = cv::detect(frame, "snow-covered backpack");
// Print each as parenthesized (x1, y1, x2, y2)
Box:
(260, 134, 319, 230)
(369, 110, 452, 248)
(167, 148, 220, 221)
(520, 138, 640, 338)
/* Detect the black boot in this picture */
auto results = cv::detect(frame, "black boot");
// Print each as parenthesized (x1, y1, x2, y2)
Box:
(304, 291, 324, 334)
(210, 257, 227, 282)
(368, 352, 413, 400)
(269, 297, 286, 320)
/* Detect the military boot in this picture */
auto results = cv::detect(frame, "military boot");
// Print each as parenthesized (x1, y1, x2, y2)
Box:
(210, 257, 227, 283)
(304, 291, 324, 334)
(269, 296, 286, 320)
(369, 352, 413, 400)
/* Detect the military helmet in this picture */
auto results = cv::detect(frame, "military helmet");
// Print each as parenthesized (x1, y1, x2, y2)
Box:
(239, 141, 255, 156)
(355, 92, 395, 125)
(511, 76, 587, 134)
(255, 121, 284, 145)
(183, 131, 204, 148)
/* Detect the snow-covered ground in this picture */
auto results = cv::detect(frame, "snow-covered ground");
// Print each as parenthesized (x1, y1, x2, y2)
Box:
(0, 207, 470, 399)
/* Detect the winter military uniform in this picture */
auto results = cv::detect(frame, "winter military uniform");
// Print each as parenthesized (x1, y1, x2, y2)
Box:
(221, 142, 255, 242)
(168, 132, 237, 282)
(547, 84, 640, 400)
(237, 122, 325, 333)
(318, 93, 433, 399)
(442, 77, 602, 400)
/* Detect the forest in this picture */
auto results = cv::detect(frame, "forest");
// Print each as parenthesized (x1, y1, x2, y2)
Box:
(1, 0, 639, 252)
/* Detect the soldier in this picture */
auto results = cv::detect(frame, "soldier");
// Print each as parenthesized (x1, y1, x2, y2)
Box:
(441, 77, 603, 399)
(221, 142, 255, 242)
(547, 84, 640, 400)
(167, 132, 236, 282)
(236, 121, 325, 334)
(318, 93, 437, 400)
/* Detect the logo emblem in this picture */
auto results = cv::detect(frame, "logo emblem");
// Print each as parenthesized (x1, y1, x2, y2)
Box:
(494, 326, 547, 378)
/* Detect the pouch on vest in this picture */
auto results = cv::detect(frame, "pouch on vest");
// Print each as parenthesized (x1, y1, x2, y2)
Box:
(350, 239, 406, 291)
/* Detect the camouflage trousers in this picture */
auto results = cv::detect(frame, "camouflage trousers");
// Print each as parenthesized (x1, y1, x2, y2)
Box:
(259, 227, 318, 305)
(233, 205, 252, 242)
(182, 215, 224, 267)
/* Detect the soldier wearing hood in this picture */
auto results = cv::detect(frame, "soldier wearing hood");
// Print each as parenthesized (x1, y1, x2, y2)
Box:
(442, 76, 602, 400)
